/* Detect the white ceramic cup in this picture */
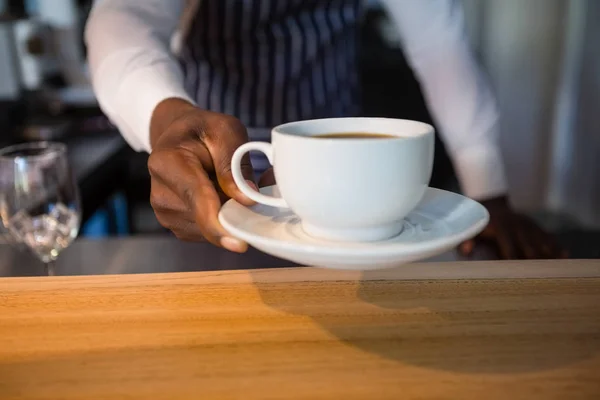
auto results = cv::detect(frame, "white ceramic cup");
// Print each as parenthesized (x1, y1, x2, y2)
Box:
(231, 117, 434, 242)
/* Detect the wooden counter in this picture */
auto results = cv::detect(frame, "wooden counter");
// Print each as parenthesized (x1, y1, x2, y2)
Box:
(1, 260, 600, 399)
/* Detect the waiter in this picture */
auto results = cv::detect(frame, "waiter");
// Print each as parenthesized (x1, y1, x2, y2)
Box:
(85, 0, 564, 259)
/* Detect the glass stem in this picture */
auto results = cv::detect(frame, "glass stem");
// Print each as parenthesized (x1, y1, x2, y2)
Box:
(45, 260, 56, 276)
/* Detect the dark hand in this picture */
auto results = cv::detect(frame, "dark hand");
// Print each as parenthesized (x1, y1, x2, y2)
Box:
(257, 168, 276, 188)
(147, 98, 257, 252)
(459, 196, 568, 259)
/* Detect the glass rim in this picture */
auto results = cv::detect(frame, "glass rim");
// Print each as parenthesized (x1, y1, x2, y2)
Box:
(0, 141, 67, 162)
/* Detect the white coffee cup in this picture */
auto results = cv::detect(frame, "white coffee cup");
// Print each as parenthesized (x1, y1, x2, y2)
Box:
(231, 117, 434, 242)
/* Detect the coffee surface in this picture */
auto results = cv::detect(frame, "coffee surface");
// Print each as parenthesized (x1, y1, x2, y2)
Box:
(313, 132, 398, 139)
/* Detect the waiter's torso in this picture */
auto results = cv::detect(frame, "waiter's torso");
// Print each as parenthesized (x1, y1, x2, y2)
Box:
(179, 0, 362, 139)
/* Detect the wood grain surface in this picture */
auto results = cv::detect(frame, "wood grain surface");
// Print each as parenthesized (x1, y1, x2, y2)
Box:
(1, 260, 599, 399)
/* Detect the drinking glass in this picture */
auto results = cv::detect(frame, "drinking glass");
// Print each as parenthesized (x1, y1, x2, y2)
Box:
(0, 142, 81, 275)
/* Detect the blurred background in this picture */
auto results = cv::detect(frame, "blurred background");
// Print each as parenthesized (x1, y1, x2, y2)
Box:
(0, 0, 598, 257)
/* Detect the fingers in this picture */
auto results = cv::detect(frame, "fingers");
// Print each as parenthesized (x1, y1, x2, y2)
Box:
(188, 169, 240, 247)
(258, 168, 276, 188)
(150, 182, 188, 214)
(541, 231, 568, 259)
(494, 227, 519, 260)
(151, 185, 208, 240)
(514, 225, 539, 259)
(487, 215, 567, 260)
(458, 239, 475, 256)
(154, 210, 204, 241)
(148, 148, 248, 253)
(525, 218, 568, 259)
(460, 200, 570, 261)
(201, 115, 256, 206)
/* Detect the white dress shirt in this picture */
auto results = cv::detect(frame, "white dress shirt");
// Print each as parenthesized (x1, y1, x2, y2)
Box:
(85, 0, 507, 200)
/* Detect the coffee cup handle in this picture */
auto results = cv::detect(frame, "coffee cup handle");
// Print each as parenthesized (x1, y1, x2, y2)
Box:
(231, 142, 289, 208)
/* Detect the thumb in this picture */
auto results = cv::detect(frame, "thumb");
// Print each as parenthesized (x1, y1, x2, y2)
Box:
(218, 149, 257, 206)
(203, 116, 256, 205)
(458, 239, 475, 256)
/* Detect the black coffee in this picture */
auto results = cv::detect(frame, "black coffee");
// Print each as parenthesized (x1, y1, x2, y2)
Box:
(314, 132, 398, 139)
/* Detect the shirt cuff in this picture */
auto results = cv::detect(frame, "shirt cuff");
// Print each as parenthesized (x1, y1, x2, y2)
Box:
(450, 143, 508, 200)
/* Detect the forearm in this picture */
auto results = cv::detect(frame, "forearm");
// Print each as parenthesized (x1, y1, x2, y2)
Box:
(381, 0, 508, 200)
(85, 0, 193, 153)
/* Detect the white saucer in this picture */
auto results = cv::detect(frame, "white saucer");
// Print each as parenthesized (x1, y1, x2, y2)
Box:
(219, 185, 489, 270)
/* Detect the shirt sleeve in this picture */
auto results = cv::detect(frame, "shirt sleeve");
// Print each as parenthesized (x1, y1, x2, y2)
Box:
(378, 0, 508, 200)
(85, 0, 196, 153)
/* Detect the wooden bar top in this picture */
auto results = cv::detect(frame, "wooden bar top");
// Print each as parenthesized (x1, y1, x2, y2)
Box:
(1, 260, 600, 399)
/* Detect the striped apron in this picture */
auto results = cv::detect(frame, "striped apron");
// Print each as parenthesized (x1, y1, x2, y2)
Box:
(179, 0, 362, 174)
